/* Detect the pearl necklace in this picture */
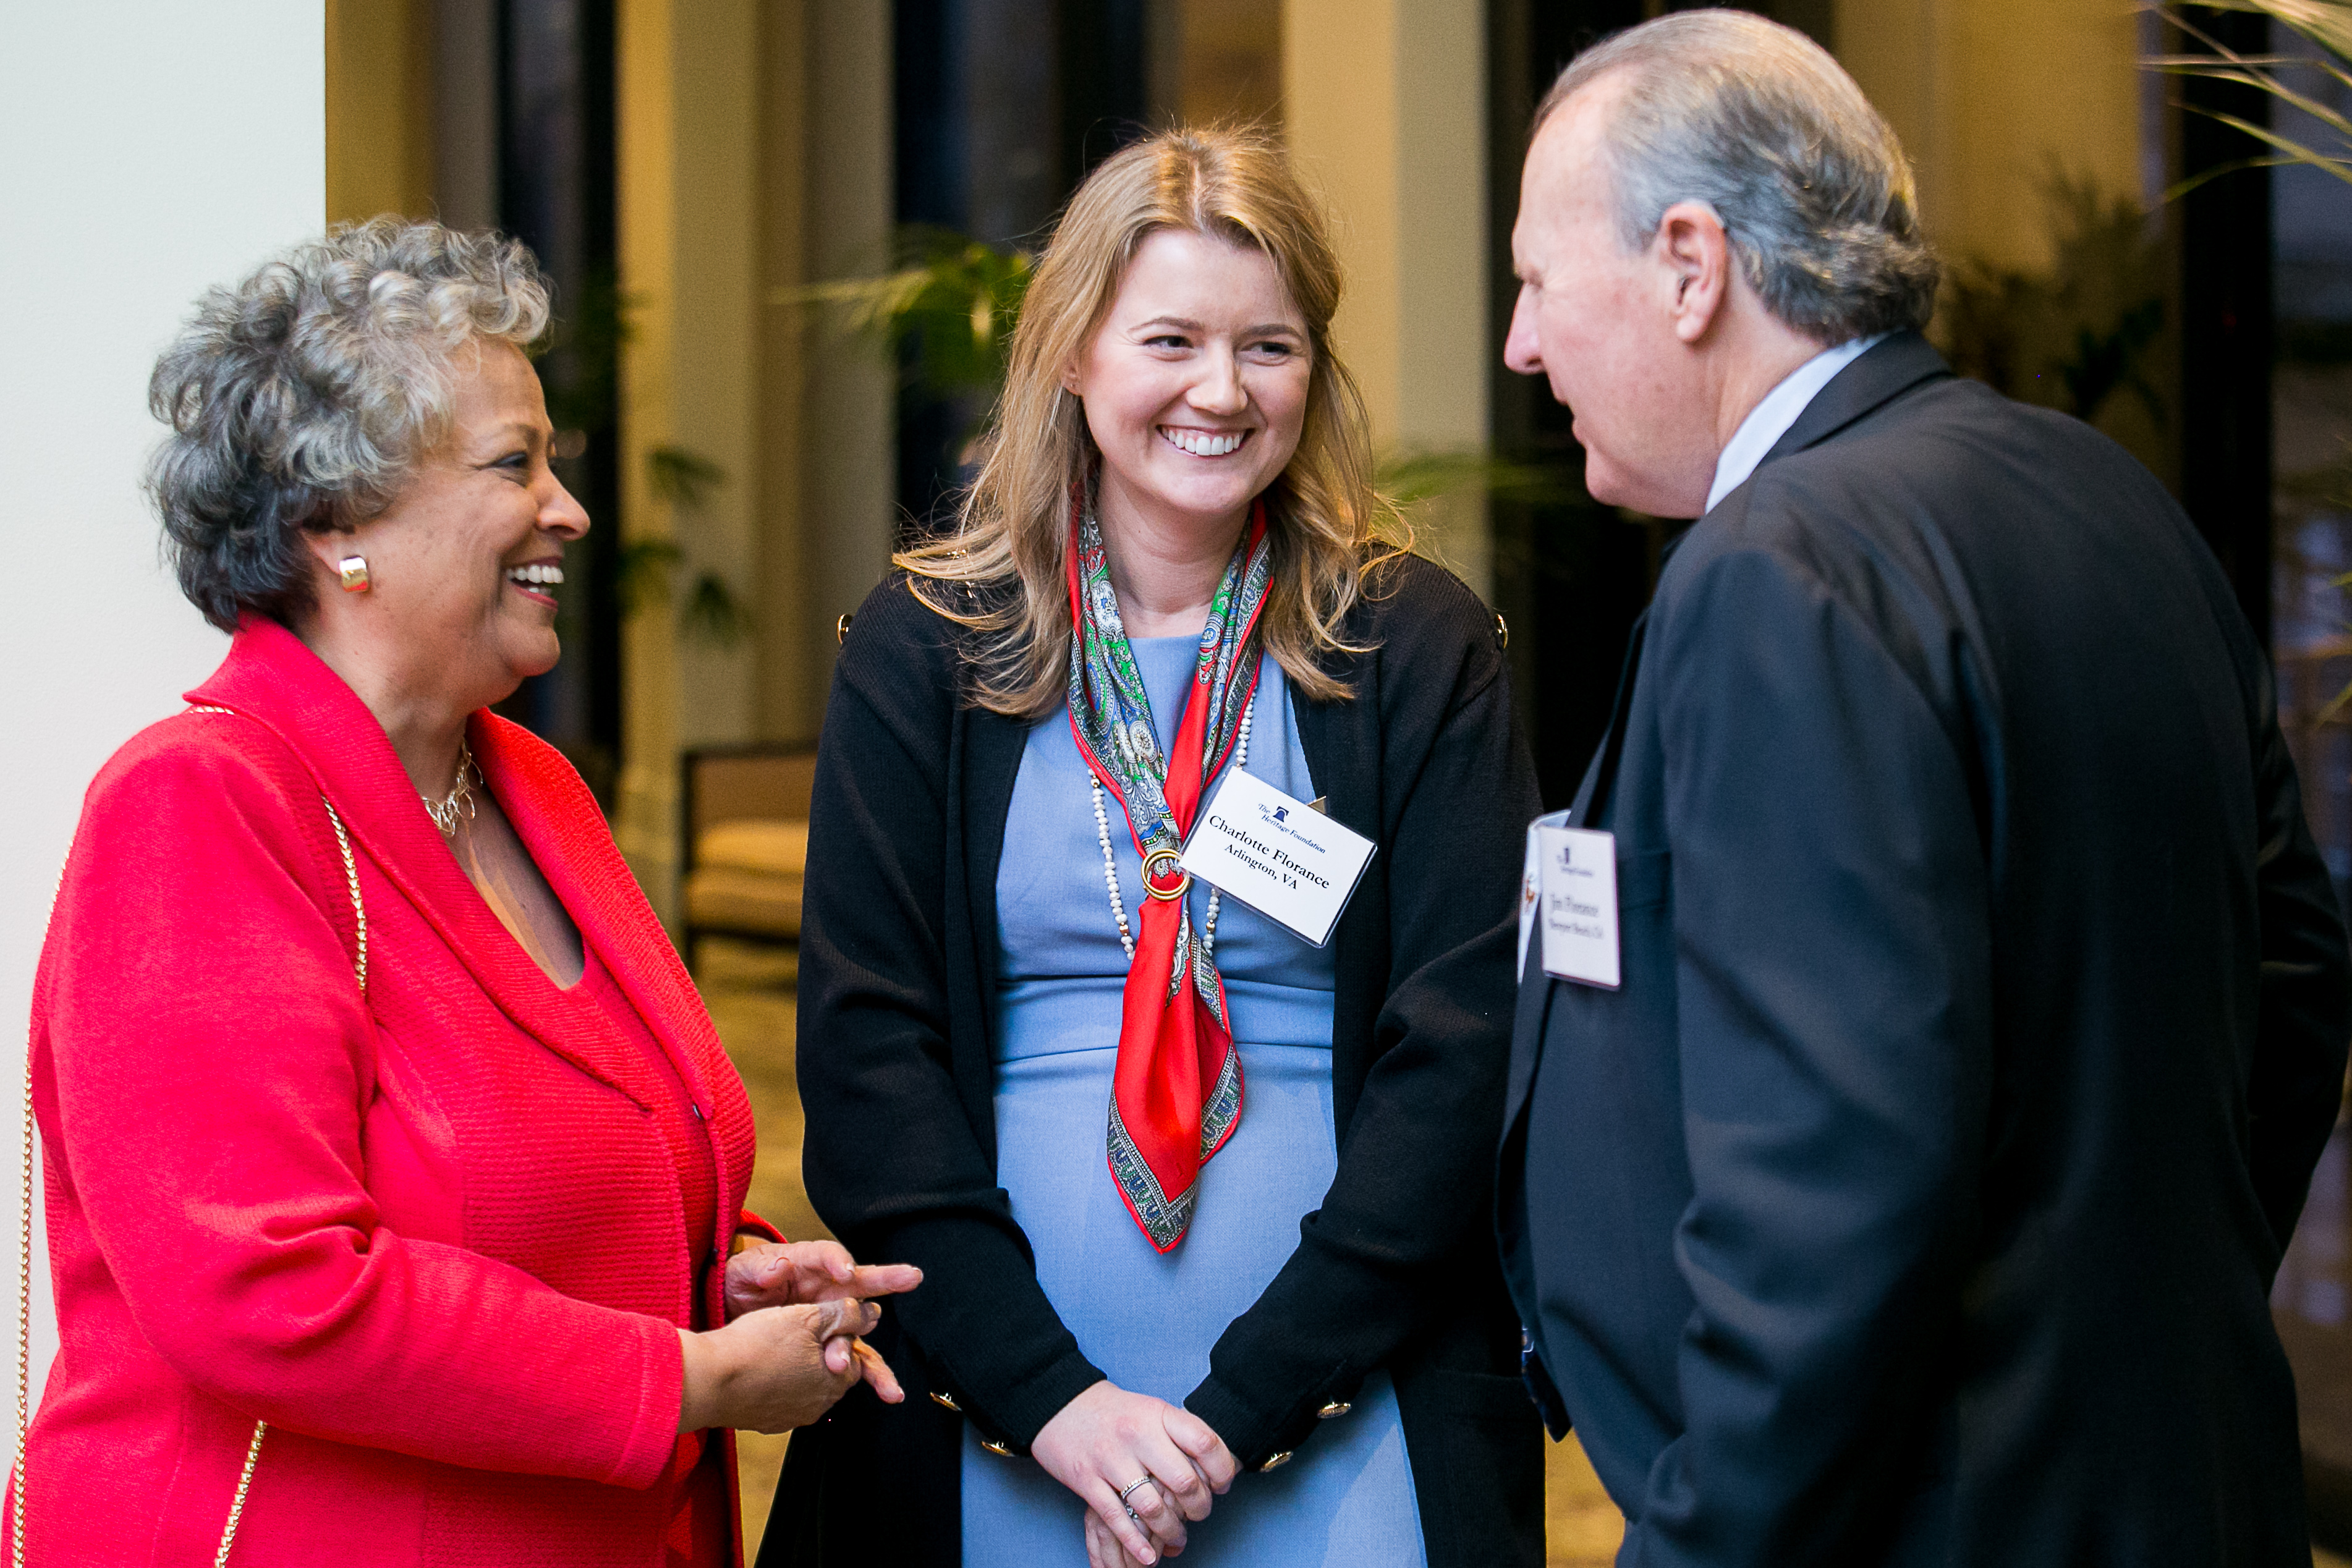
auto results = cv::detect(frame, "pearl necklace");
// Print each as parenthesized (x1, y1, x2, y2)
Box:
(1093, 690, 1254, 961)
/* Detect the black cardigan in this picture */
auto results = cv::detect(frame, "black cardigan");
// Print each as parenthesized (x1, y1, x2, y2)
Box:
(761, 555, 1545, 1568)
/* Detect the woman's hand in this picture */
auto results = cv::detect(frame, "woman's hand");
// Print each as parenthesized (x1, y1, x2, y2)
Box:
(724, 1237, 922, 1320)
(721, 1239, 920, 1406)
(1031, 1380, 1238, 1567)
(677, 1298, 902, 1434)
(1083, 1507, 1180, 1568)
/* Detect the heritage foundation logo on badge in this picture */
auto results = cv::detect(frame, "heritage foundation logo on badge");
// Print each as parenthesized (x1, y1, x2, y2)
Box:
(1179, 768, 1376, 948)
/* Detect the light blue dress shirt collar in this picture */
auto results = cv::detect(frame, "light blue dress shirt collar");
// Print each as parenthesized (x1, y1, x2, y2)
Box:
(1703, 332, 1887, 514)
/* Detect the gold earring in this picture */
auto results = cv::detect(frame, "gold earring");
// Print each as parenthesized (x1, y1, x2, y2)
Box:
(338, 556, 371, 593)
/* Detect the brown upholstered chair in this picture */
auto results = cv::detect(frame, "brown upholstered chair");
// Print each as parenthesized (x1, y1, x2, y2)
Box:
(679, 744, 818, 972)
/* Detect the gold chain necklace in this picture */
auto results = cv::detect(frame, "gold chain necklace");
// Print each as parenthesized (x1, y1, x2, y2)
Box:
(423, 740, 478, 836)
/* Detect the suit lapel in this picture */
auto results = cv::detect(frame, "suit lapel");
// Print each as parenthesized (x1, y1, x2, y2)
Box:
(1569, 609, 1650, 829)
(1502, 913, 1560, 1129)
(1503, 607, 1641, 1136)
(1502, 534, 1668, 1131)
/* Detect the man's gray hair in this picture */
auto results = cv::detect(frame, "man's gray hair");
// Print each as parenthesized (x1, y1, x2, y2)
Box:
(147, 218, 552, 632)
(1537, 11, 1939, 342)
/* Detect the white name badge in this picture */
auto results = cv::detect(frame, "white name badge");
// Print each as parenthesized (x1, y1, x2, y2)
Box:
(1179, 768, 1376, 948)
(1537, 825, 1620, 988)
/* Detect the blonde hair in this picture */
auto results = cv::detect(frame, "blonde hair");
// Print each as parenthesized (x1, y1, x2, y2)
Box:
(898, 125, 1402, 719)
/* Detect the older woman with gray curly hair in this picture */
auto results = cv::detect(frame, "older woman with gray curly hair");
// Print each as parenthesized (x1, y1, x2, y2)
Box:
(14, 218, 916, 1568)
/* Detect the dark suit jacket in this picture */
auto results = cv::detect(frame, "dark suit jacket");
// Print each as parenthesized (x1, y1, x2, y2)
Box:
(1497, 332, 2352, 1566)
(768, 554, 1544, 1567)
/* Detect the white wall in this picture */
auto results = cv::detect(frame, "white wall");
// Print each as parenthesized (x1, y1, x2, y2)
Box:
(0, 2, 324, 1434)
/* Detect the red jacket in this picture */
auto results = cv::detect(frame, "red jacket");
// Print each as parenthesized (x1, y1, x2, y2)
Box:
(14, 619, 765, 1566)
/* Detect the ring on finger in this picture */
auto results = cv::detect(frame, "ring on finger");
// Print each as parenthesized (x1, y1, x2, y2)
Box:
(1118, 1475, 1158, 1507)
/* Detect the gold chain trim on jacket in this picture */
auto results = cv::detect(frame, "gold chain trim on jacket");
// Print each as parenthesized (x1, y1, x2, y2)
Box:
(13, 707, 367, 1566)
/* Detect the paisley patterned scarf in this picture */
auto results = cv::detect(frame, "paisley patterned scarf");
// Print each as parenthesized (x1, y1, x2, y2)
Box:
(1065, 498, 1273, 1251)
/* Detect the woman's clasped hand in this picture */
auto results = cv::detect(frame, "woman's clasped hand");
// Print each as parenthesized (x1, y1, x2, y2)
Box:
(678, 1240, 922, 1434)
(1031, 1381, 1238, 1567)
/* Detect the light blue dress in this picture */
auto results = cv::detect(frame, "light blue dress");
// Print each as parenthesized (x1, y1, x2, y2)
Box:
(959, 635, 1429, 1568)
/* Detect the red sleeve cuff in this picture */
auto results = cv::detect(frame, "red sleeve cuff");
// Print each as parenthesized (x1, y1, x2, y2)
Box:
(605, 1313, 687, 1490)
(735, 1210, 785, 1245)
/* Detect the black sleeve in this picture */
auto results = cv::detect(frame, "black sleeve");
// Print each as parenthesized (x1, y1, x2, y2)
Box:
(1184, 569, 1543, 1464)
(1627, 547, 1995, 1566)
(2244, 652, 2352, 1257)
(796, 578, 1103, 1445)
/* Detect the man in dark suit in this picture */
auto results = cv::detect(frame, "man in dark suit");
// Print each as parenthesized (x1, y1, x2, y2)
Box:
(1495, 12, 2352, 1564)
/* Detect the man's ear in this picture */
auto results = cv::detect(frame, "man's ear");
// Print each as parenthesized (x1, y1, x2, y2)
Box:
(1657, 200, 1732, 345)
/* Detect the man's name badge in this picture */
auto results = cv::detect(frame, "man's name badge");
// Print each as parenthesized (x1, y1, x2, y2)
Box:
(1179, 768, 1375, 948)
(1537, 825, 1620, 989)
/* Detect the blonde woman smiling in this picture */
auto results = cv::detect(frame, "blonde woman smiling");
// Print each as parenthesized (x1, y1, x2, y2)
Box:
(768, 130, 1542, 1568)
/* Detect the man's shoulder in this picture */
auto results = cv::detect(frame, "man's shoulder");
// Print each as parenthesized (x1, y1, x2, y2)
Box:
(1749, 375, 2154, 523)
(1686, 377, 2178, 604)
(1655, 374, 2256, 753)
